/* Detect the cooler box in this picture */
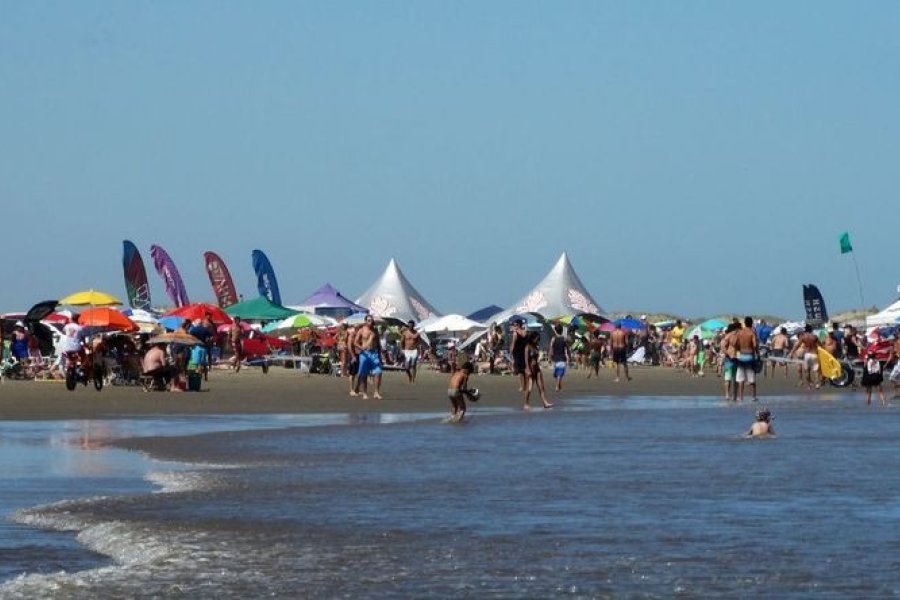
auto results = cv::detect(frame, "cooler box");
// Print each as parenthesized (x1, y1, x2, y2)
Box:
(187, 371, 202, 391)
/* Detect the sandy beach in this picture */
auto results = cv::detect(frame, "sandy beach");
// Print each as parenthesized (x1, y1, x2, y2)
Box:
(0, 363, 842, 420)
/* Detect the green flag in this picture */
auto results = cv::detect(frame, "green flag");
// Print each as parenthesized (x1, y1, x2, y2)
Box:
(839, 232, 853, 254)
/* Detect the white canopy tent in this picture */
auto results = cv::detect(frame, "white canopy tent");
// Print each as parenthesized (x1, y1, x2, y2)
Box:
(492, 252, 607, 323)
(420, 314, 484, 334)
(865, 298, 900, 328)
(355, 258, 441, 324)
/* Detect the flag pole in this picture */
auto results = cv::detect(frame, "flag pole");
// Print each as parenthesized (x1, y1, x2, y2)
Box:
(850, 251, 865, 310)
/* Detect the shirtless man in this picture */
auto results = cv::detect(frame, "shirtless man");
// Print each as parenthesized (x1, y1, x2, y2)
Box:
(352, 315, 383, 399)
(767, 327, 790, 379)
(142, 343, 174, 390)
(720, 323, 740, 401)
(586, 330, 604, 379)
(400, 320, 423, 383)
(791, 324, 821, 389)
(733, 316, 759, 402)
(610, 323, 631, 382)
(229, 316, 244, 373)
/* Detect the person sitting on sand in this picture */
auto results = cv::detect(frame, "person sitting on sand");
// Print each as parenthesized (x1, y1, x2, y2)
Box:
(747, 408, 775, 437)
(447, 361, 475, 422)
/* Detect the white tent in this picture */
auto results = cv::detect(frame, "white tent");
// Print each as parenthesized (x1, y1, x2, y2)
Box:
(355, 258, 441, 324)
(493, 252, 607, 322)
(865, 298, 900, 328)
(421, 314, 484, 334)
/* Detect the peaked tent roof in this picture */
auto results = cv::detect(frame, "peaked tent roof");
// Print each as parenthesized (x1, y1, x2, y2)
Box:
(495, 252, 607, 322)
(866, 297, 900, 327)
(224, 296, 299, 321)
(355, 258, 441, 323)
(296, 283, 365, 312)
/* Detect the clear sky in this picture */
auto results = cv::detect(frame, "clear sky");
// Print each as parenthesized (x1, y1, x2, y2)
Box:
(2, 1, 898, 319)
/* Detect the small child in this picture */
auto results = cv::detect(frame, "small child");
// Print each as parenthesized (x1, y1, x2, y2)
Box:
(447, 361, 475, 422)
(747, 408, 775, 437)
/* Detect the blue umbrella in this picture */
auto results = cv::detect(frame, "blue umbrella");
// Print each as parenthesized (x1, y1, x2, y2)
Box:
(614, 317, 646, 330)
(158, 315, 184, 331)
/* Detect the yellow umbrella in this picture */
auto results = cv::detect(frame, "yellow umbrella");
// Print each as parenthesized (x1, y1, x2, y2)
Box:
(59, 290, 123, 306)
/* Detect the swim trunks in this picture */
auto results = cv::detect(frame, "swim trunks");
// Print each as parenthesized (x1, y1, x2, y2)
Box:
(803, 352, 819, 372)
(357, 349, 382, 377)
(403, 349, 418, 369)
(553, 361, 567, 378)
(612, 347, 627, 364)
(723, 357, 735, 381)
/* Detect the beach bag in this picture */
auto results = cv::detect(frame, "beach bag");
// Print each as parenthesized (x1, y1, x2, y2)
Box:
(753, 357, 764, 374)
(866, 357, 881, 375)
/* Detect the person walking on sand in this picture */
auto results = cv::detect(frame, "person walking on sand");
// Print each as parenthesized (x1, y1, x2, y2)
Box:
(586, 330, 604, 379)
(720, 323, 740, 401)
(524, 331, 553, 410)
(733, 316, 760, 402)
(610, 323, 631, 382)
(229, 316, 244, 373)
(400, 320, 423, 383)
(767, 327, 790, 379)
(509, 318, 529, 392)
(548, 324, 570, 392)
(791, 324, 822, 389)
(352, 315, 383, 400)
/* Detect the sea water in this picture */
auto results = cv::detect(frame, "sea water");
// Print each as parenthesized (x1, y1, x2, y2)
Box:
(2, 395, 900, 598)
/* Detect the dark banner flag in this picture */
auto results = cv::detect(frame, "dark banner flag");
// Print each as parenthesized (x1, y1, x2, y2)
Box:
(803, 284, 828, 327)
(251, 249, 282, 305)
(204, 251, 239, 308)
(150, 245, 191, 308)
(122, 240, 152, 310)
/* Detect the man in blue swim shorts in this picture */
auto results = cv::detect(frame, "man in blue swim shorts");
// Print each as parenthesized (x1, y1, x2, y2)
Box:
(351, 315, 383, 399)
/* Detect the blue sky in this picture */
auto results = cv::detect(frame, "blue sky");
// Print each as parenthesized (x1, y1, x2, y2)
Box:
(2, 1, 898, 318)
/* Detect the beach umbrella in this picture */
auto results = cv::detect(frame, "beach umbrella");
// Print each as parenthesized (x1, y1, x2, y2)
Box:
(165, 302, 233, 324)
(158, 315, 185, 331)
(272, 313, 332, 330)
(699, 318, 728, 331)
(613, 317, 645, 331)
(146, 331, 203, 346)
(59, 290, 122, 306)
(685, 325, 716, 340)
(77, 307, 138, 331)
(344, 312, 372, 325)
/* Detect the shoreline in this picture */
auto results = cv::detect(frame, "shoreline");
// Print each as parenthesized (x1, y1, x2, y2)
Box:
(0, 364, 859, 420)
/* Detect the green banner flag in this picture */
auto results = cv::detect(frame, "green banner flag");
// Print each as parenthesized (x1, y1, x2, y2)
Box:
(839, 232, 853, 254)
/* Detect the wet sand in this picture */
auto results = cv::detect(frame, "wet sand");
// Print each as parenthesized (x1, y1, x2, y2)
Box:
(0, 363, 838, 420)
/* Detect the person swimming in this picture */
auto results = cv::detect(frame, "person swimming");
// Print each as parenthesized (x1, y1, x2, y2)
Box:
(747, 408, 775, 437)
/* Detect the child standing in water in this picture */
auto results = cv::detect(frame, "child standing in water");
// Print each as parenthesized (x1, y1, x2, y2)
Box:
(447, 361, 476, 422)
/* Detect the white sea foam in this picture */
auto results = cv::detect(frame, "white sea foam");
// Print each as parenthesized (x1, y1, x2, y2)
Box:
(0, 512, 305, 599)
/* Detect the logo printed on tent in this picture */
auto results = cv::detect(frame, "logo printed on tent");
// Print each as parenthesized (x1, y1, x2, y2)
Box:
(517, 291, 548, 313)
(369, 296, 398, 318)
(567, 289, 598, 314)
